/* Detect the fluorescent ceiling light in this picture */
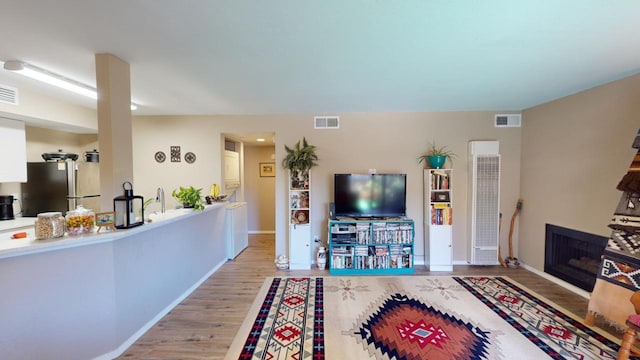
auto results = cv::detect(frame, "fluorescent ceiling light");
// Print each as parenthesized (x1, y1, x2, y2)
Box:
(256, 138, 265, 142)
(3, 60, 138, 110)
(4, 61, 96, 99)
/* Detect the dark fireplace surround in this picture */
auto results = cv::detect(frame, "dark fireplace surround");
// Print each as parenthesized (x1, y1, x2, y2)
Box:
(544, 224, 608, 292)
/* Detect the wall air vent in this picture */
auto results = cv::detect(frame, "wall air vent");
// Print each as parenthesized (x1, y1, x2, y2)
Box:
(0, 84, 18, 105)
(494, 114, 521, 127)
(468, 141, 500, 265)
(314, 116, 339, 129)
(224, 139, 238, 152)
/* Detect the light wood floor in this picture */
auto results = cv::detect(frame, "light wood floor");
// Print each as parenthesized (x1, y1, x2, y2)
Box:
(118, 234, 620, 359)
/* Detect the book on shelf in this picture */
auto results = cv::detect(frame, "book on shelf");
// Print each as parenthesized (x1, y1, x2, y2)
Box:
(430, 206, 453, 225)
(430, 171, 450, 190)
(432, 202, 450, 209)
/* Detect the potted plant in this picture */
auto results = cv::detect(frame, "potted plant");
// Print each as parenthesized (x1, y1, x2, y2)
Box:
(171, 186, 205, 210)
(282, 137, 319, 177)
(418, 142, 456, 169)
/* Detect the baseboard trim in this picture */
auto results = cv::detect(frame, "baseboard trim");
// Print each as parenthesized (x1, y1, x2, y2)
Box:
(519, 262, 590, 300)
(96, 259, 227, 360)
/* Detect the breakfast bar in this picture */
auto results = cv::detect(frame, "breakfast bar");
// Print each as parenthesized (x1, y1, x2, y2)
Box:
(0, 203, 227, 360)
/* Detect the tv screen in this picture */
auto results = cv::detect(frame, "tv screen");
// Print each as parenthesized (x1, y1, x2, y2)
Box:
(334, 173, 407, 218)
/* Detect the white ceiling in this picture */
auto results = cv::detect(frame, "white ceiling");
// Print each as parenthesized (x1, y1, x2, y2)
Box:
(0, 0, 639, 116)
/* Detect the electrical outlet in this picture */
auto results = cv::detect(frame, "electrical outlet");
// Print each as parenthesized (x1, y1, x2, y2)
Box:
(314, 235, 320, 243)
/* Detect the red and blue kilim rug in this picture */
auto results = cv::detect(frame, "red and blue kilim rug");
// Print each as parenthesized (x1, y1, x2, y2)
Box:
(226, 276, 631, 360)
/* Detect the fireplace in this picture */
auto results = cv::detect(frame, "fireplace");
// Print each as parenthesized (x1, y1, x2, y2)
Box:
(544, 224, 608, 292)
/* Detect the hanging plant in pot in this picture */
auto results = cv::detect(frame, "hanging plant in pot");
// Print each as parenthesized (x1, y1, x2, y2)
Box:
(282, 137, 319, 178)
(418, 142, 456, 169)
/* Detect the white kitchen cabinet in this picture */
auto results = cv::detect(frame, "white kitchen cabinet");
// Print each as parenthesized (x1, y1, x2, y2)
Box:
(289, 222, 311, 269)
(226, 202, 248, 259)
(0, 118, 27, 183)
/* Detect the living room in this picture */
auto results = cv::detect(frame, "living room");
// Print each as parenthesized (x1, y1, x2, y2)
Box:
(0, 2, 639, 359)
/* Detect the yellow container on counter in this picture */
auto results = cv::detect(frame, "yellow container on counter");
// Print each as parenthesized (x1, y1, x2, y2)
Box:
(65, 205, 95, 235)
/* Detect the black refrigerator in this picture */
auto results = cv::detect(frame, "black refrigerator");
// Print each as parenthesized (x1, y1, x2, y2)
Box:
(21, 160, 100, 216)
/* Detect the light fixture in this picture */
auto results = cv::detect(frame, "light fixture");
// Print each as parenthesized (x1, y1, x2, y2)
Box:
(3, 60, 138, 110)
(256, 138, 265, 142)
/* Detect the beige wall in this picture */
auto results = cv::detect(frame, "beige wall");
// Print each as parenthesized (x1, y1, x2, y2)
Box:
(24, 126, 98, 162)
(244, 145, 276, 232)
(519, 73, 640, 270)
(2, 70, 638, 275)
(0, 87, 97, 133)
(132, 112, 522, 263)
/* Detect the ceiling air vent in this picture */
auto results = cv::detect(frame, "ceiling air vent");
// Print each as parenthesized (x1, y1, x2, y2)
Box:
(314, 116, 339, 129)
(0, 84, 18, 105)
(494, 114, 521, 127)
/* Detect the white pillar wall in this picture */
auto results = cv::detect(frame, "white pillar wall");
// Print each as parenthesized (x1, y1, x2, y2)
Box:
(95, 53, 134, 211)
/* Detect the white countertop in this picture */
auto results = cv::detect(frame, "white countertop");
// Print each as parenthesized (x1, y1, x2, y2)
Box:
(0, 217, 36, 232)
(0, 203, 226, 259)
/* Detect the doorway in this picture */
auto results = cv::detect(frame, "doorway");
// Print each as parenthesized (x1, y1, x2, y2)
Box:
(225, 133, 276, 234)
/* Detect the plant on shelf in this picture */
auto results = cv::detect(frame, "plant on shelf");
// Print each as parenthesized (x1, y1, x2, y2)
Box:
(417, 141, 456, 169)
(171, 186, 205, 210)
(282, 137, 319, 177)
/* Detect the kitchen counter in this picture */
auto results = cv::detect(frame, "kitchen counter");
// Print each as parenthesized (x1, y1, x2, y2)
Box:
(0, 203, 228, 360)
(0, 217, 36, 253)
(0, 207, 211, 259)
(0, 216, 35, 232)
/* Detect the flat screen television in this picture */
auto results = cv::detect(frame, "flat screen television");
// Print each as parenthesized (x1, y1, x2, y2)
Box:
(334, 173, 407, 218)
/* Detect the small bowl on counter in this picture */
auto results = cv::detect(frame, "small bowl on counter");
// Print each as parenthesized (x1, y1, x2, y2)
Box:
(205, 195, 227, 204)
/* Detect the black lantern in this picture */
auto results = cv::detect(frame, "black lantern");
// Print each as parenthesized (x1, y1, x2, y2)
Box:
(113, 181, 144, 229)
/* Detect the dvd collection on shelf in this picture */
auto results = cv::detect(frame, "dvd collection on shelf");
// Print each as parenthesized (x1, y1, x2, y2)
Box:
(372, 222, 413, 244)
(329, 221, 414, 272)
(330, 244, 412, 269)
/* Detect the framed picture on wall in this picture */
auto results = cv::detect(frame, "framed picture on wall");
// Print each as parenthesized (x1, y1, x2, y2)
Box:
(260, 162, 275, 177)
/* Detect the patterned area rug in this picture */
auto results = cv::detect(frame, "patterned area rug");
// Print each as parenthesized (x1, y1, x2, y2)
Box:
(225, 276, 629, 360)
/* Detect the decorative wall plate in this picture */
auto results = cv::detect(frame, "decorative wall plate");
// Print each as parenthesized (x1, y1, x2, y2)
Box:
(185, 152, 196, 164)
(171, 146, 181, 162)
(154, 151, 166, 163)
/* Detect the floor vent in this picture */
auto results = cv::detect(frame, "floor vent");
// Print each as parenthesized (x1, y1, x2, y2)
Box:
(494, 114, 521, 127)
(0, 84, 18, 105)
(314, 116, 339, 129)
